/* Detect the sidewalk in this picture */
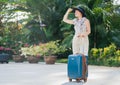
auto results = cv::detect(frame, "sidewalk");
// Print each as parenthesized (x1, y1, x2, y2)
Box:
(0, 62, 120, 85)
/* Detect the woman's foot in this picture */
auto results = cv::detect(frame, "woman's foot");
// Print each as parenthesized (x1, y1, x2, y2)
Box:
(84, 77, 87, 82)
(69, 78, 72, 82)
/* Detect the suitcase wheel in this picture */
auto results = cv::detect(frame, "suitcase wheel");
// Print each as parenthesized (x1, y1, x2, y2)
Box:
(76, 78, 81, 82)
(6, 61, 9, 63)
(84, 78, 87, 82)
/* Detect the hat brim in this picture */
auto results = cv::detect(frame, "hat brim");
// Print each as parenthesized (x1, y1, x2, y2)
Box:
(72, 7, 86, 17)
(72, 8, 79, 13)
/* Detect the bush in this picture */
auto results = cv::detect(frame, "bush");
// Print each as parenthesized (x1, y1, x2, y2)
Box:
(39, 41, 67, 56)
(21, 40, 67, 57)
(90, 44, 120, 67)
(90, 48, 102, 62)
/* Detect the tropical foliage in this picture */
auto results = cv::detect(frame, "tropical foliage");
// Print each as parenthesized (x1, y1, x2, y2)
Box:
(21, 40, 66, 57)
(61, 0, 120, 48)
(0, 0, 120, 66)
(21, 0, 67, 43)
(90, 44, 120, 66)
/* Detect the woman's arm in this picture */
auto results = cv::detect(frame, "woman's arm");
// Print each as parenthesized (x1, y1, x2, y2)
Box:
(63, 8, 74, 24)
(84, 19, 91, 36)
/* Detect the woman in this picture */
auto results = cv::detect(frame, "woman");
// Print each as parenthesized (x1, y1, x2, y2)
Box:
(63, 6, 91, 82)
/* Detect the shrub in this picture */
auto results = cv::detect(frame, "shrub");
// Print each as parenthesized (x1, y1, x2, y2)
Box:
(90, 48, 103, 62)
(21, 40, 67, 57)
(90, 44, 120, 67)
(103, 44, 116, 58)
(39, 41, 66, 56)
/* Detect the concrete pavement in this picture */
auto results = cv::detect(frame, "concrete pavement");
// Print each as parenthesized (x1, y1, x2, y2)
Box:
(0, 62, 120, 85)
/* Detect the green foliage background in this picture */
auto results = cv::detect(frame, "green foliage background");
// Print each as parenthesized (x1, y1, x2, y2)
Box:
(0, 0, 120, 66)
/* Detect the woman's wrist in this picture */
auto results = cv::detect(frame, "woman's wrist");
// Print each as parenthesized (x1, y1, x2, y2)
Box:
(77, 33, 86, 37)
(67, 8, 73, 13)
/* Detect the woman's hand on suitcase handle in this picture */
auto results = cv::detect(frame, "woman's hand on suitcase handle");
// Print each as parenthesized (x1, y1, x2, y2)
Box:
(77, 33, 85, 37)
(81, 34, 85, 37)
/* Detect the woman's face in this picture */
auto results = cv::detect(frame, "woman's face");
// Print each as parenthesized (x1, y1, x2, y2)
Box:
(75, 10, 82, 18)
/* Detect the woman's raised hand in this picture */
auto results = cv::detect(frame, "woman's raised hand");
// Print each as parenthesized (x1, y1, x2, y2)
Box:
(67, 8, 73, 13)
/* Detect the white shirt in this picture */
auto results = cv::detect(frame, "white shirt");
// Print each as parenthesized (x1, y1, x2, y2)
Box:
(73, 17, 87, 36)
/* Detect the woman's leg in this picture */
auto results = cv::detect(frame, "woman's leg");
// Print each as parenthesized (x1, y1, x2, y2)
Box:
(72, 36, 80, 54)
(85, 56, 88, 77)
(81, 54, 88, 82)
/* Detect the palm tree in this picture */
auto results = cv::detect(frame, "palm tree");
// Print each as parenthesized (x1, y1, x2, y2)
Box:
(15, 0, 67, 43)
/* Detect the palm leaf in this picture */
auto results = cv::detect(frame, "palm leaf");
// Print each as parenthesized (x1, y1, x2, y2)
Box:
(62, 33, 73, 48)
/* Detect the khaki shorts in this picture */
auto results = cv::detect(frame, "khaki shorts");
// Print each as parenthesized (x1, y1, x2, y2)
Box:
(72, 36, 89, 56)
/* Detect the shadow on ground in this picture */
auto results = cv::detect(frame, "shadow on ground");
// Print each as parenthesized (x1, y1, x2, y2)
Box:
(62, 81, 83, 85)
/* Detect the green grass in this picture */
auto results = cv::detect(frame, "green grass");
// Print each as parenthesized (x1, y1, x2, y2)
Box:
(89, 59, 120, 67)
(56, 58, 120, 67)
(56, 58, 68, 63)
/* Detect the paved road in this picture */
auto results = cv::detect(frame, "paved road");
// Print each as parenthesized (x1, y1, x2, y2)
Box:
(0, 62, 120, 85)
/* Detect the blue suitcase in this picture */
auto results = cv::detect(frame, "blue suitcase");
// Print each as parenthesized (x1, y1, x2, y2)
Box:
(68, 54, 87, 82)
